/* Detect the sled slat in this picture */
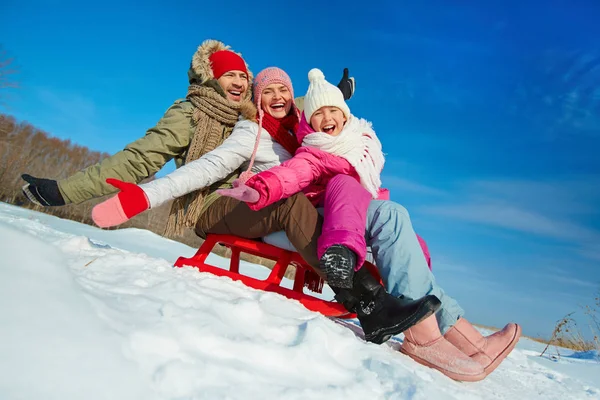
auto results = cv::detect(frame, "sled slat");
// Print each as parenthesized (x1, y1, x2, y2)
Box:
(174, 234, 363, 318)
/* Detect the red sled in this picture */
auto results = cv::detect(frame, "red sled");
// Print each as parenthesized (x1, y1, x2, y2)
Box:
(174, 234, 382, 319)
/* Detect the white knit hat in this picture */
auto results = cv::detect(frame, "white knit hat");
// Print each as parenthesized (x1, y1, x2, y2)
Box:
(303, 68, 351, 123)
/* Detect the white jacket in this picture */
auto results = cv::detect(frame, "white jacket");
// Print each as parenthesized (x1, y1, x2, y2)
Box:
(140, 119, 294, 208)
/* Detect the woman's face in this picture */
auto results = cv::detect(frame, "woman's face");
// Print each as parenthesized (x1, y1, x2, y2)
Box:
(261, 83, 293, 118)
(309, 106, 347, 136)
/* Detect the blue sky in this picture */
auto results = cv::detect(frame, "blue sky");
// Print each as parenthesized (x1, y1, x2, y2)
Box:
(1, 0, 599, 339)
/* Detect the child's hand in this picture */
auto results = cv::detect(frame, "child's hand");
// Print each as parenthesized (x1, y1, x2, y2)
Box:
(337, 68, 355, 100)
(217, 184, 260, 204)
(91, 178, 150, 228)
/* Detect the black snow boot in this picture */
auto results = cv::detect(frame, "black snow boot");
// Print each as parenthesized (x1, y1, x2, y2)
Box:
(334, 267, 442, 344)
(319, 244, 356, 289)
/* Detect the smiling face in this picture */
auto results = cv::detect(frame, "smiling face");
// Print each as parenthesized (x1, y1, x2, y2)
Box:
(260, 83, 293, 118)
(309, 106, 347, 136)
(217, 70, 249, 102)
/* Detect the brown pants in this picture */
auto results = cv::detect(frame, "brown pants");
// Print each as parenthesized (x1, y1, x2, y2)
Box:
(195, 193, 323, 268)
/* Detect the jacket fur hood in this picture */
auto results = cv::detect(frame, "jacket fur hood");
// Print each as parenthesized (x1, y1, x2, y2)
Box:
(188, 39, 254, 89)
(239, 100, 258, 122)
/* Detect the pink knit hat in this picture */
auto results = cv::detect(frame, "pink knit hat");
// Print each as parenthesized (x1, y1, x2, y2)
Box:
(238, 67, 298, 183)
(253, 67, 295, 106)
(253, 67, 299, 126)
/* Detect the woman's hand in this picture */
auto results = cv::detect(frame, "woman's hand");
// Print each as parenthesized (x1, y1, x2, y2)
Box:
(91, 179, 150, 228)
(217, 184, 260, 204)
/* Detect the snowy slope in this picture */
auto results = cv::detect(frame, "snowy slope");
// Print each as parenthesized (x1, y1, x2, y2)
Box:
(0, 202, 599, 400)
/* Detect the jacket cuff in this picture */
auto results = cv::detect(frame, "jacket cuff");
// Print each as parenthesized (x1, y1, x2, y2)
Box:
(247, 171, 284, 210)
(56, 179, 79, 205)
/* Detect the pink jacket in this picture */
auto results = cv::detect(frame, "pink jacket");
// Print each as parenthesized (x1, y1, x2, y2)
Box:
(245, 147, 389, 211)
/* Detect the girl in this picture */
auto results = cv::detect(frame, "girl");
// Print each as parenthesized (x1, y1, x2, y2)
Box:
(218, 68, 514, 382)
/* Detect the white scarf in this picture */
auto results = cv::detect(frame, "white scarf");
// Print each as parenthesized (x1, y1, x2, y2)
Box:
(301, 114, 385, 198)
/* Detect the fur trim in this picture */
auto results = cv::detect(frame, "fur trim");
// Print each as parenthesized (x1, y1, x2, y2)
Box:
(239, 100, 258, 122)
(188, 39, 254, 87)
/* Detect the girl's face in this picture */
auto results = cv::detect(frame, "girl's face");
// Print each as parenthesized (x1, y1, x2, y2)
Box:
(309, 106, 347, 136)
(261, 83, 293, 118)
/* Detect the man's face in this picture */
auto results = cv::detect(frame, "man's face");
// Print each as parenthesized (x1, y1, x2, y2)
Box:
(217, 70, 249, 102)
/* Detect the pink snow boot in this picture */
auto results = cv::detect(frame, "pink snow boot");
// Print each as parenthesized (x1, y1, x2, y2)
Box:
(444, 318, 521, 376)
(400, 314, 486, 382)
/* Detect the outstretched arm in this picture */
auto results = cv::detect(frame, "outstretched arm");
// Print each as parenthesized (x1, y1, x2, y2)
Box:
(219, 151, 322, 210)
(21, 101, 194, 206)
(139, 120, 259, 209)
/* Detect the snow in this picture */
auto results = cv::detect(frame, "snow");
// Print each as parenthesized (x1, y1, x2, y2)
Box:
(1, 202, 599, 400)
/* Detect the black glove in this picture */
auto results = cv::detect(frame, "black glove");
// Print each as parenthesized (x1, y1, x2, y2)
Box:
(21, 174, 66, 206)
(337, 68, 355, 100)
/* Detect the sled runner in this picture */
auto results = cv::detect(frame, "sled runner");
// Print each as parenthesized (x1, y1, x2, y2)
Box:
(174, 233, 381, 319)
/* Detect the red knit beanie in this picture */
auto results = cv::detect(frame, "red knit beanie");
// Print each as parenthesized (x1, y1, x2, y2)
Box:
(209, 50, 248, 79)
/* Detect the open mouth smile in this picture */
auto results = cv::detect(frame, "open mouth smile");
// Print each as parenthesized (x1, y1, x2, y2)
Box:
(322, 124, 335, 134)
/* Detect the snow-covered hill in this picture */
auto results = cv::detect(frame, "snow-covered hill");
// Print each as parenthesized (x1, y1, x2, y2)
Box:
(1, 202, 598, 400)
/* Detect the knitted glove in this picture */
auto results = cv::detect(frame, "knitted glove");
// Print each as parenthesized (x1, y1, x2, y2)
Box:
(337, 68, 355, 100)
(216, 184, 260, 204)
(91, 178, 149, 228)
(21, 174, 66, 206)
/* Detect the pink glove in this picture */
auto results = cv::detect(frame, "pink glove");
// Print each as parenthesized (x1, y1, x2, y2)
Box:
(217, 184, 260, 203)
(92, 178, 150, 228)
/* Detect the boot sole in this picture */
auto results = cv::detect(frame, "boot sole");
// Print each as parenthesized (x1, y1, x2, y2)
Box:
(482, 324, 522, 377)
(320, 247, 354, 288)
(399, 347, 487, 382)
(365, 296, 442, 344)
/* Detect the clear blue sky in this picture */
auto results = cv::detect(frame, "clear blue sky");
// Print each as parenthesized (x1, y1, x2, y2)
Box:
(1, 0, 599, 339)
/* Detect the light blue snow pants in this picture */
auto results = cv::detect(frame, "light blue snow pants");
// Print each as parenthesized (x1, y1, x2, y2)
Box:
(365, 200, 464, 333)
